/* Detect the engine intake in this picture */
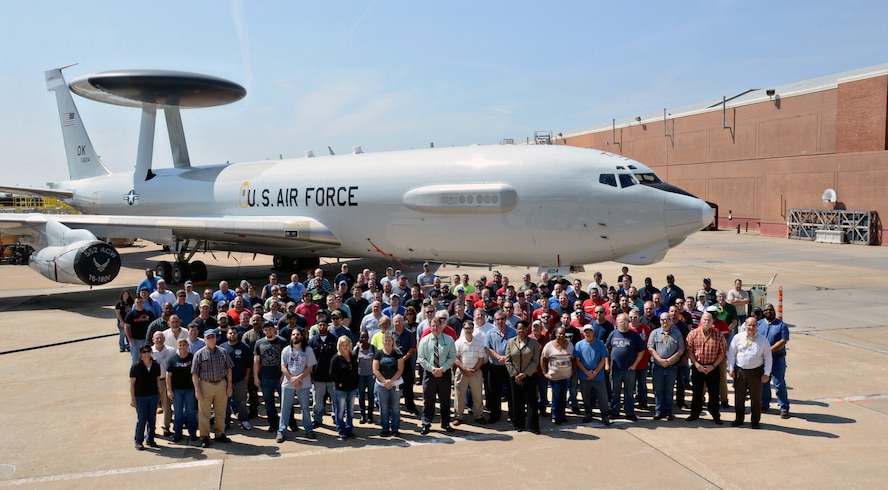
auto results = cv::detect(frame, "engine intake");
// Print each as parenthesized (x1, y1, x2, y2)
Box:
(29, 240, 121, 285)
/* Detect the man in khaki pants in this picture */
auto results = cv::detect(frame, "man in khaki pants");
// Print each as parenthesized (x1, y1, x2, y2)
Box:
(191, 329, 233, 448)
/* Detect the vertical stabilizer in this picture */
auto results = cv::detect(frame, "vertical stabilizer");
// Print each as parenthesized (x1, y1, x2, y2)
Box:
(45, 67, 111, 180)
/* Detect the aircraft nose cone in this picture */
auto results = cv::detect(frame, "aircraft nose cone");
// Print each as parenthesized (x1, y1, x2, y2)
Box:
(701, 201, 715, 229)
(664, 194, 713, 246)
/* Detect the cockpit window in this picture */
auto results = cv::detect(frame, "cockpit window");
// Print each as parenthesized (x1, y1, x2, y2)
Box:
(618, 173, 637, 188)
(599, 173, 617, 187)
(635, 172, 663, 184)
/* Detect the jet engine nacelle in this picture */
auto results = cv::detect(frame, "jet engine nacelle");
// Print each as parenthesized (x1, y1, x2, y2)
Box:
(29, 240, 121, 285)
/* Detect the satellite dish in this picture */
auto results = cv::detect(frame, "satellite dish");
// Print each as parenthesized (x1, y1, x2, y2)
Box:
(822, 188, 837, 203)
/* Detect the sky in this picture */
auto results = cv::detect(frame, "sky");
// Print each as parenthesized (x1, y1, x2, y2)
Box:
(1, 0, 886, 187)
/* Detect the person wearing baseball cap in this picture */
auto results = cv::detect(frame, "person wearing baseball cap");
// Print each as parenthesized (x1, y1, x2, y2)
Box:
(191, 327, 234, 448)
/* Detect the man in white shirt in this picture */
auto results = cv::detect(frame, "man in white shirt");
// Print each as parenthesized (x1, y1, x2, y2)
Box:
(727, 317, 772, 429)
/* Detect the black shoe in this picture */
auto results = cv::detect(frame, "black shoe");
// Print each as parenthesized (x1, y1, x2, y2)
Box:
(276, 434, 285, 443)
(135, 442, 145, 450)
(751, 422, 761, 429)
(392, 431, 401, 437)
(214, 434, 232, 442)
(653, 413, 663, 420)
(666, 415, 675, 421)
(713, 418, 724, 425)
(626, 414, 638, 422)
(380, 430, 392, 437)
(602, 418, 612, 426)
(172, 435, 183, 443)
(443, 425, 455, 433)
(731, 420, 742, 427)
(289, 420, 300, 432)
(721, 400, 730, 409)
(190, 435, 199, 442)
(267, 425, 276, 433)
(686, 414, 700, 422)
(571, 406, 581, 414)
(146, 439, 159, 447)
(360, 416, 367, 424)
(305, 431, 317, 439)
(200, 438, 210, 448)
(368, 415, 374, 424)
(163, 429, 172, 438)
(475, 418, 488, 425)
(420, 425, 431, 435)
(346, 432, 356, 439)
(582, 416, 592, 423)
(530, 428, 541, 434)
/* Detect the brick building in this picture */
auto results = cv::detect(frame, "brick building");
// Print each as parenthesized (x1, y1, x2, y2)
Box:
(560, 63, 887, 244)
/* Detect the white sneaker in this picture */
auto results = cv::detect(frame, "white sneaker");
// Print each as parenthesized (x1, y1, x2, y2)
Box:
(240, 421, 254, 431)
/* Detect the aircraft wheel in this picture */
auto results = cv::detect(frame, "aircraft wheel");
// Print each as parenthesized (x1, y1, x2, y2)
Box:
(190, 260, 208, 282)
(156, 261, 173, 282)
(171, 261, 189, 284)
(273, 255, 286, 270)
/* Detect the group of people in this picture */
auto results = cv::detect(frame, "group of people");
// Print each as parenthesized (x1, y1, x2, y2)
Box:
(123, 263, 791, 449)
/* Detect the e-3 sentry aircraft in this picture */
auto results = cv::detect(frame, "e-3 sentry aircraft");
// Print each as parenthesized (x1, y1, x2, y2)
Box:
(0, 66, 713, 287)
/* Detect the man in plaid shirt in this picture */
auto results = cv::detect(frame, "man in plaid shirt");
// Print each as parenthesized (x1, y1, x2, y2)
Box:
(685, 312, 727, 424)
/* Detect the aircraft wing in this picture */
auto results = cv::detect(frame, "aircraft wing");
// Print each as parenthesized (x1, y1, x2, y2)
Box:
(0, 185, 74, 199)
(0, 213, 340, 251)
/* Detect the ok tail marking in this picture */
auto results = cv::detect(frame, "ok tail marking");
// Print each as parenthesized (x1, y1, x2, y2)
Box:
(45, 66, 111, 181)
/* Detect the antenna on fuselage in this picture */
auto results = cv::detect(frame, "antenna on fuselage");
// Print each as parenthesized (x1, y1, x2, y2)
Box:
(68, 70, 246, 180)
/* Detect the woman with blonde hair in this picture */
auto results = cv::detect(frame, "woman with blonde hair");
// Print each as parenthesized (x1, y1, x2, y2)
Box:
(330, 335, 359, 440)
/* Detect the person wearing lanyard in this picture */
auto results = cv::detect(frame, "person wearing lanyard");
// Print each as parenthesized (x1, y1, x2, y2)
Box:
(728, 317, 773, 429)
(685, 313, 727, 424)
(647, 314, 685, 421)
(506, 320, 541, 433)
(417, 316, 456, 435)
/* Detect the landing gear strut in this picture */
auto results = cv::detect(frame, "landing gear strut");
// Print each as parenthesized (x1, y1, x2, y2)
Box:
(157, 239, 209, 284)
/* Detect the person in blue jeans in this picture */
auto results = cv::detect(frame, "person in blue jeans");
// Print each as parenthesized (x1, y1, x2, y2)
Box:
(130, 345, 160, 450)
(759, 304, 791, 418)
(330, 336, 359, 440)
(354, 331, 377, 424)
(166, 339, 198, 442)
(647, 314, 685, 421)
(278, 328, 318, 442)
(253, 322, 288, 432)
(373, 333, 405, 437)
(605, 314, 645, 421)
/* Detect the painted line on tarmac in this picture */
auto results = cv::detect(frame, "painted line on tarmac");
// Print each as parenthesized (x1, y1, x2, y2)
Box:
(802, 331, 888, 356)
(0, 460, 221, 486)
(813, 393, 888, 403)
(0, 333, 116, 356)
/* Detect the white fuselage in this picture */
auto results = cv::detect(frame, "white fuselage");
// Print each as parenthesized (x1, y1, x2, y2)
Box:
(59, 145, 711, 267)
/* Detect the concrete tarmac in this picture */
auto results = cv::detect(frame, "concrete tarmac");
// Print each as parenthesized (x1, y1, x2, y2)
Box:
(0, 231, 886, 488)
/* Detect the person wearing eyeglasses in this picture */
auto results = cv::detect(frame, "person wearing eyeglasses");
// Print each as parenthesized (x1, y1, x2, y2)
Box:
(131, 345, 160, 450)
(647, 314, 685, 421)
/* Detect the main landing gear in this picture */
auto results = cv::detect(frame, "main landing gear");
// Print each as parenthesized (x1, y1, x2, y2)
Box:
(156, 239, 208, 284)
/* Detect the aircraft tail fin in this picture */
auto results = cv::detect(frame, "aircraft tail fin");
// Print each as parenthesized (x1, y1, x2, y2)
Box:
(45, 66, 111, 181)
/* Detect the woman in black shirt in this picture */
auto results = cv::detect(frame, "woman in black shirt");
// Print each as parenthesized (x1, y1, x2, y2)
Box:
(330, 336, 359, 440)
(372, 333, 404, 437)
(130, 344, 160, 450)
